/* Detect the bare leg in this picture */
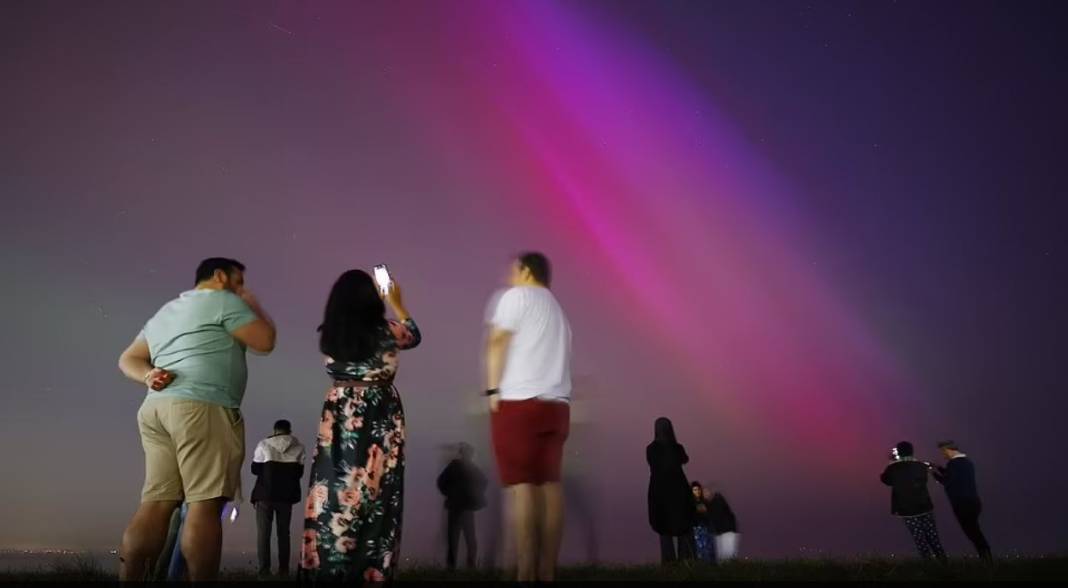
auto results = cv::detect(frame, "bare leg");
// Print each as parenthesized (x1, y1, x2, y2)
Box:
(537, 483, 564, 582)
(119, 500, 180, 581)
(181, 499, 225, 581)
(508, 484, 538, 582)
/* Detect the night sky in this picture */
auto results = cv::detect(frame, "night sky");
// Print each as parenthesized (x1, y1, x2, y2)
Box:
(2, 0, 1066, 563)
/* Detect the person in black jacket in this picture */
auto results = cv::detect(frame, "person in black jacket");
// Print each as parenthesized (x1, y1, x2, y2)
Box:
(703, 484, 740, 561)
(436, 443, 488, 569)
(251, 419, 306, 578)
(647, 418, 696, 563)
(880, 441, 947, 562)
(933, 440, 992, 560)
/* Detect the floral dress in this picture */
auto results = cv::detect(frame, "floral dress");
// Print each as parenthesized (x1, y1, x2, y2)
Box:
(299, 319, 421, 582)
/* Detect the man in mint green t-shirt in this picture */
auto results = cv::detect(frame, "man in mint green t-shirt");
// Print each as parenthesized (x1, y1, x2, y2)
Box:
(116, 258, 276, 581)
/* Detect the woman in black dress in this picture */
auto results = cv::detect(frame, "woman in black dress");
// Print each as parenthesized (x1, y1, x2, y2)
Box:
(646, 417, 696, 563)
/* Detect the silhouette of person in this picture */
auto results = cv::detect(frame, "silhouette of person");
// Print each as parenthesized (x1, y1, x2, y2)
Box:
(647, 417, 696, 563)
(437, 443, 488, 569)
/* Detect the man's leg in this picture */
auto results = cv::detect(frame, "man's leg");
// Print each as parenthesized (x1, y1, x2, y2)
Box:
(119, 500, 181, 581)
(276, 503, 293, 576)
(256, 501, 274, 575)
(954, 502, 991, 560)
(463, 510, 478, 569)
(509, 484, 538, 582)
(536, 482, 564, 581)
(181, 498, 226, 581)
(172, 402, 245, 581)
(446, 509, 461, 569)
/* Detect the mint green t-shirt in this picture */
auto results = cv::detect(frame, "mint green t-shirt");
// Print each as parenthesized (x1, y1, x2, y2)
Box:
(140, 289, 259, 408)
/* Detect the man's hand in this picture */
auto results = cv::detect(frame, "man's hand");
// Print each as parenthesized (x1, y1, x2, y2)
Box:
(237, 287, 260, 309)
(489, 393, 501, 413)
(231, 287, 277, 354)
(144, 367, 175, 391)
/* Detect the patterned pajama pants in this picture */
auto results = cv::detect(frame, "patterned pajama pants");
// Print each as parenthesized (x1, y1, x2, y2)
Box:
(902, 513, 946, 561)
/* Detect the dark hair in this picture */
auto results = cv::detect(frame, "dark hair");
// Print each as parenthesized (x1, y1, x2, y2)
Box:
(318, 270, 388, 363)
(937, 440, 960, 451)
(274, 419, 292, 433)
(895, 441, 915, 457)
(195, 257, 245, 285)
(654, 417, 678, 444)
(691, 481, 703, 490)
(518, 252, 551, 287)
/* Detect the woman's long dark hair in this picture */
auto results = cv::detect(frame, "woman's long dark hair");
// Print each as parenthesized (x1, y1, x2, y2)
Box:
(654, 417, 678, 444)
(318, 270, 388, 363)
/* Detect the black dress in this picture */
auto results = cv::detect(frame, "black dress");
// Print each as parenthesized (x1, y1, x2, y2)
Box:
(646, 442, 695, 536)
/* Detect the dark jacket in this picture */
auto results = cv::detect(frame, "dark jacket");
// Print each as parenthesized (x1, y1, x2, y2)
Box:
(706, 493, 738, 534)
(880, 459, 934, 517)
(933, 456, 981, 504)
(436, 458, 488, 512)
(647, 442, 695, 536)
(251, 434, 306, 505)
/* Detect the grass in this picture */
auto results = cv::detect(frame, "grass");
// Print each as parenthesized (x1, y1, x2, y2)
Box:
(2, 556, 1066, 582)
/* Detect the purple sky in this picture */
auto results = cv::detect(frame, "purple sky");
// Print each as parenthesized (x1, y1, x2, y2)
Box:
(1, 0, 1066, 564)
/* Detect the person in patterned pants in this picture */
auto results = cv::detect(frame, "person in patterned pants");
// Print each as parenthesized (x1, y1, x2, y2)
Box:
(881, 441, 947, 563)
(902, 512, 947, 561)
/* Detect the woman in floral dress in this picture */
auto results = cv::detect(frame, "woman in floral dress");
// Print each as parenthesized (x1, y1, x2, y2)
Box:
(299, 269, 421, 582)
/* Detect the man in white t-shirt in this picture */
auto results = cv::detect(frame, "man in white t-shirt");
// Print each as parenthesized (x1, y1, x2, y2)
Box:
(484, 252, 572, 582)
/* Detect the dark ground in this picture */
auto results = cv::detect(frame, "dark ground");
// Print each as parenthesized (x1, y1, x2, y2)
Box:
(3, 556, 1067, 582)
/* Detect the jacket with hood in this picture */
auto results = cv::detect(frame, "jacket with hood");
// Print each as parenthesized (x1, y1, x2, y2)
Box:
(251, 433, 306, 504)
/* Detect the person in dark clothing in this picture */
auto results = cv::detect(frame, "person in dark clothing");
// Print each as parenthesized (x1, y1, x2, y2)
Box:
(880, 441, 947, 563)
(251, 419, 306, 578)
(647, 418, 696, 563)
(703, 485, 740, 561)
(933, 440, 992, 560)
(436, 443, 488, 569)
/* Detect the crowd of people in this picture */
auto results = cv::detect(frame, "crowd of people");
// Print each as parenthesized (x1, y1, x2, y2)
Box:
(116, 252, 572, 582)
(113, 253, 993, 583)
(645, 417, 740, 564)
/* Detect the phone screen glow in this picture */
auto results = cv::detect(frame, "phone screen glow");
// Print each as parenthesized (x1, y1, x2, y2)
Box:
(373, 265, 392, 293)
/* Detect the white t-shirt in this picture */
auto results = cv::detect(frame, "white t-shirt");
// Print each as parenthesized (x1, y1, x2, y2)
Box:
(488, 286, 572, 402)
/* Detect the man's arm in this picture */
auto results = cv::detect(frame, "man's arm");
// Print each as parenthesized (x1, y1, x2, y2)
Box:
(231, 290, 277, 354)
(118, 336, 173, 390)
(484, 328, 513, 412)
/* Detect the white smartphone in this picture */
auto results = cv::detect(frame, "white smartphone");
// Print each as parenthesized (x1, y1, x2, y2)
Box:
(373, 264, 393, 294)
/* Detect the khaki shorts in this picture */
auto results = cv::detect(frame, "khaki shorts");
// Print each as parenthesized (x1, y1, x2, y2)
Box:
(137, 395, 245, 503)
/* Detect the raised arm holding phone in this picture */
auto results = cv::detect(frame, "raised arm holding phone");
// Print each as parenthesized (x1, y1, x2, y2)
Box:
(299, 266, 420, 582)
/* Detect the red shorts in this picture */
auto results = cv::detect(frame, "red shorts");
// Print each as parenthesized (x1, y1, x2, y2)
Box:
(491, 398, 570, 486)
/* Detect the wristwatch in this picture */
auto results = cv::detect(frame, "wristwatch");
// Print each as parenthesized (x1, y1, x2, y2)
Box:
(485, 388, 499, 397)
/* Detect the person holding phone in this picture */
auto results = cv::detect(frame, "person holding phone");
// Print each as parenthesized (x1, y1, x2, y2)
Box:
(880, 441, 947, 563)
(117, 257, 275, 581)
(299, 267, 421, 582)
